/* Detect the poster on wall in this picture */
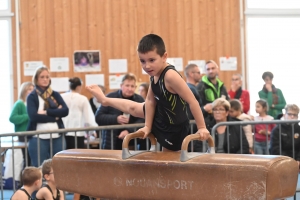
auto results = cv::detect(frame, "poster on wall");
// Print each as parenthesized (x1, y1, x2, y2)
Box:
(109, 59, 127, 73)
(23, 61, 43, 76)
(50, 57, 69, 72)
(166, 57, 183, 71)
(51, 77, 69, 92)
(188, 60, 206, 74)
(85, 74, 105, 87)
(109, 74, 125, 90)
(73, 50, 101, 72)
(219, 57, 237, 71)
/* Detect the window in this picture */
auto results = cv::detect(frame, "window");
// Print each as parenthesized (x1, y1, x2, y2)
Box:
(247, 0, 300, 9)
(0, 18, 14, 134)
(246, 17, 300, 115)
(0, 0, 9, 11)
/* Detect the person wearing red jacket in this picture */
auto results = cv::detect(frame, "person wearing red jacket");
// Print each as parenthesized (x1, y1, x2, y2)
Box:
(228, 74, 250, 114)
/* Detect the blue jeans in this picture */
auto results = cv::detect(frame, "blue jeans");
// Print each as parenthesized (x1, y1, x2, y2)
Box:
(254, 141, 270, 155)
(28, 136, 65, 167)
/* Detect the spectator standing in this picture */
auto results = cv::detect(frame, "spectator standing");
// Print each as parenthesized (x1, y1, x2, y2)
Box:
(258, 71, 286, 118)
(61, 77, 98, 149)
(253, 99, 275, 155)
(196, 60, 230, 117)
(26, 66, 68, 167)
(9, 82, 34, 166)
(228, 73, 250, 114)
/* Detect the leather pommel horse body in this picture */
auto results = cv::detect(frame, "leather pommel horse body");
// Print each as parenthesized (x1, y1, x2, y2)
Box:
(53, 132, 298, 200)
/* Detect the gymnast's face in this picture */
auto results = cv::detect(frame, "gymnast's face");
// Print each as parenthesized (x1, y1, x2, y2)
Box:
(138, 49, 167, 77)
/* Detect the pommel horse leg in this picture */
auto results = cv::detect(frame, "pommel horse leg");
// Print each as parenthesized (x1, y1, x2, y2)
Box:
(54, 132, 298, 200)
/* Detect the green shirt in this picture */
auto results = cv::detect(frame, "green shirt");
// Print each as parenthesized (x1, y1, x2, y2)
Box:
(9, 100, 29, 132)
(258, 89, 286, 119)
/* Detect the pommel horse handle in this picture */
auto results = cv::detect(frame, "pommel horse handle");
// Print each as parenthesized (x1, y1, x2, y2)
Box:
(180, 134, 215, 162)
(122, 131, 157, 160)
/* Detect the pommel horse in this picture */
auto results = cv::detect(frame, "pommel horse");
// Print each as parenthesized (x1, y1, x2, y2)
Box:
(53, 131, 298, 200)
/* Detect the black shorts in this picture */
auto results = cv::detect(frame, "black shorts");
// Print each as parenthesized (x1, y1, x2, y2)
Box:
(152, 120, 189, 151)
(143, 104, 190, 151)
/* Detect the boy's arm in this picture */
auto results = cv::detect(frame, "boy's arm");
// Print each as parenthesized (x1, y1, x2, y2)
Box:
(165, 70, 206, 130)
(140, 84, 156, 138)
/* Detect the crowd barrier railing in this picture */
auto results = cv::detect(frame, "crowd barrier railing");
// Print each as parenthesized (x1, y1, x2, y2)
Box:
(1, 120, 299, 198)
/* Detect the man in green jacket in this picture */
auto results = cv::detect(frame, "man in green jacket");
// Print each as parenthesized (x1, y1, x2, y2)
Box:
(196, 60, 230, 117)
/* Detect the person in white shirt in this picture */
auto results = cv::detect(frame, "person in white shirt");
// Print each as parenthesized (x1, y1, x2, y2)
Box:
(61, 77, 98, 149)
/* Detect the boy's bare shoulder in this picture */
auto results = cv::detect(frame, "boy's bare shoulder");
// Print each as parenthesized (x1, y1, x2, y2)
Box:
(11, 190, 28, 200)
(36, 187, 51, 199)
(59, 190, 64, 200)
(164, 69, 182, 81)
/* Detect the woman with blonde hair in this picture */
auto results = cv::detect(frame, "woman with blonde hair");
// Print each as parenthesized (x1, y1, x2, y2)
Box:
(10, 82, 34, 140)
(9, 81, 34, 166)
(26, 66, 68, 167)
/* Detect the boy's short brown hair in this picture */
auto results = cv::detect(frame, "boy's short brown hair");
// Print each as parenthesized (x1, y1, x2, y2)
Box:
(229, 99, 243, 112)
(41, 159, 52, 177)
(22, 167, 41, 186)
(137, 34, 166, 57)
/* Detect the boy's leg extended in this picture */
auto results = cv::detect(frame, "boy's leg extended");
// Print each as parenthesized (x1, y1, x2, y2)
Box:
(102, 98, 145, 118)
(87, 85, 145, 118)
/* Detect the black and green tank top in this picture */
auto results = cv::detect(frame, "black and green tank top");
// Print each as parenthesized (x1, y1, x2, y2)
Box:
(35, 185, 60, 200)
(150, 65, 188, 125)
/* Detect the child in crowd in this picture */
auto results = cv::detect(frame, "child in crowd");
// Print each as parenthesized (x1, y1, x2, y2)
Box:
(229, 99, 253, 153)
(35, 159, 64, 200)
(11, 167, 42, 200)
(254, 99, 276, 155)
(87, 34, 209, 151)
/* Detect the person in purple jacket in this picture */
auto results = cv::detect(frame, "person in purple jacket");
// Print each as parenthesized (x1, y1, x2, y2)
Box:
(26, 66, 68, 167)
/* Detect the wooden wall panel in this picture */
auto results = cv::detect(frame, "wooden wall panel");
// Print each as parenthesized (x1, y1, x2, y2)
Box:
(17, 0, 241, 100)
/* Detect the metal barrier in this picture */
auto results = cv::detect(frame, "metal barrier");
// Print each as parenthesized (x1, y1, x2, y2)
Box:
(211, 119, 300, 200)
(2, 120, 299, 198)
(0, 121, 203, 198)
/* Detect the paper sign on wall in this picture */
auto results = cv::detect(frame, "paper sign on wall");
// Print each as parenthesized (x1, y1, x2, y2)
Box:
(188, 60, 206, 74)
(24, 61, 43, 76)
(219, 57, 237, 71)
(167, 58, 183, 71)
(51, 77, 69, 92)
(109, 59, 127, 73)
(50, 57, 69, 72)
(85, 74, 105, 87)
(109, 75, 125, 90)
